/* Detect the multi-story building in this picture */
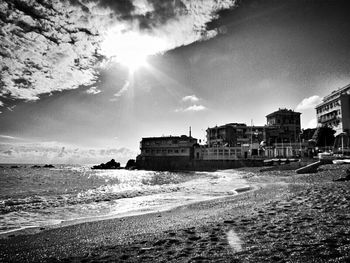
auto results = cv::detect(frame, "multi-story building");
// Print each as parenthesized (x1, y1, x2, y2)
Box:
(206, 123, 265, 147)
(315, 84, 350, 136)
(206, 123, 265, 158)
(265, 108, 301, 144)
(136, 135, 198, 170)
(205, 109, 302, 158)
(139, 135, 197, 158)
(264, 108, 302, 157)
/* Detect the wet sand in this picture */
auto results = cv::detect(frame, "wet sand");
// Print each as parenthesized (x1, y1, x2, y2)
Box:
(1, 164, 350, 262)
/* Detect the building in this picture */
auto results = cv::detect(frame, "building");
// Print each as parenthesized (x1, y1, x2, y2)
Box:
(137, 108, 305, 170)
(205, 109, 303, 159)
(139, 135, 197, 158)
(264, 108, 302, 157)
(206, 123, 265, 147)
(265, 108, 301, 144)
(136, 135, 198, 170)
(315, 84, 350, 136)
(206, 123, 265, 158)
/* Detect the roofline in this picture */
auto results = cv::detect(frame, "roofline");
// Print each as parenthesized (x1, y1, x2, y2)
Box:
(141, 135, 196, 140)
(316, 84, 350, 108)
(266, 109, 301, 118)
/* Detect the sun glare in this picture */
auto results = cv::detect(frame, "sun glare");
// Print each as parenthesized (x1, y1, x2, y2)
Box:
(120, 53, 148, 72)
(101, 30, 166, 72)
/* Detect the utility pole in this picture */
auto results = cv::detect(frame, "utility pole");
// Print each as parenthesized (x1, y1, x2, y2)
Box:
(250, 119, 253, 158)
(299, 131, 302, 158)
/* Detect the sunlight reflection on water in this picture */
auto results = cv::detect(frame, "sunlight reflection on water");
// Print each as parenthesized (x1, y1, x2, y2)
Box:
(0, 166, 251, 234)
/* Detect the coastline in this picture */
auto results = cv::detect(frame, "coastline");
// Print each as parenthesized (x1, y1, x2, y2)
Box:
(1, 164, 350, 262)
(0, 182, 254, 238)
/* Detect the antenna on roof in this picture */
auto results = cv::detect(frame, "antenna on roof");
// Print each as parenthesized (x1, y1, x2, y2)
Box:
(189, 126, 192, 138)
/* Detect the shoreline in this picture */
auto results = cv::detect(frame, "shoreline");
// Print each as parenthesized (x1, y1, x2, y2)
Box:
(0, 183, 256, 239)
(1, 164, 350, 262)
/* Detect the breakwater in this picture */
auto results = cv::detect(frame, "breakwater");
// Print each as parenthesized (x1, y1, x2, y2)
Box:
(136, 157, 265, 171)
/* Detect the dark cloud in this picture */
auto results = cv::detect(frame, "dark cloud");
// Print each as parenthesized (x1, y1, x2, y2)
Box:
(136, 0, 187, 30)
(97, 0, 135, 16)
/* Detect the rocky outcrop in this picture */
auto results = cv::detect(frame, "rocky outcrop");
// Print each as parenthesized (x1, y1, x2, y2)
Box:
(92, 159, 120, 170)
(125, 159, 136, 170)
(31, 164, 55, 168)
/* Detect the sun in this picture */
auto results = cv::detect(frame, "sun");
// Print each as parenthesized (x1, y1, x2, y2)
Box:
(101, 29, 166, 72)
(119, 53, 148, 72)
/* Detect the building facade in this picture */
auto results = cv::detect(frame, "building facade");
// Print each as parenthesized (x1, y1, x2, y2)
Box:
(315, 84, 350, 136)
(206, 123, 265, 157)
(205, 109, 302, 158)
(137, 135, 198, 170)
(139, 135, 197, 158)
(206, 123, 265, 147)
(265, 108, 301, 144)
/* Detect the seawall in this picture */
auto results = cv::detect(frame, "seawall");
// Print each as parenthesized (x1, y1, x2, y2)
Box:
(136, 157, 265, 171)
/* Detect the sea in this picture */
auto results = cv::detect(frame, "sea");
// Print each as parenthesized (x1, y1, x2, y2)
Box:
(0, 164, 252, 235)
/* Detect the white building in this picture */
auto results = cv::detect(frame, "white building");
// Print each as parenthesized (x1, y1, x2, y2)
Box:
(316, 84, 350, 135)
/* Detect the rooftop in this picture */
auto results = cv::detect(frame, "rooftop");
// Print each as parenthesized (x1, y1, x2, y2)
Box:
(141, 135, 196, 141)
(316, 83, 350, 108)
(266, 108, 301, 118)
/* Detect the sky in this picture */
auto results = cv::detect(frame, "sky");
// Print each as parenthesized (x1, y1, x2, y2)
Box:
(1, 0, 350, 164)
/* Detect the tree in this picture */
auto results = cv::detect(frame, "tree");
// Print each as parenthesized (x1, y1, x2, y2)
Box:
(314, 126, 336, 147)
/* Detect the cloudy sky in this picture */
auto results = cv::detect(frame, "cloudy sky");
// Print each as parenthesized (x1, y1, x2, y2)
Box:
(1, 0, 350, 164)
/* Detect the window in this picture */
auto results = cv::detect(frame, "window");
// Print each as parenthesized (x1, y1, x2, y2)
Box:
(168, 149, 173, 153)
(174, 149, 179, 153)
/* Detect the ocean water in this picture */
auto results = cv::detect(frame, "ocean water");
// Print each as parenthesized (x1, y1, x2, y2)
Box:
(0, 164, 251, 234)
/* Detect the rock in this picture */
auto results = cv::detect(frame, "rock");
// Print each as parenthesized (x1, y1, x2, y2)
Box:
(43, 164, 55, 168)
(125, 159, 136, 169)
(334, 169, 350, 181)
(92, 159, 120, 169)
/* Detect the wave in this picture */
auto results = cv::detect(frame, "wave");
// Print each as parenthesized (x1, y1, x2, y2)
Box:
(0, 167, 251, 234)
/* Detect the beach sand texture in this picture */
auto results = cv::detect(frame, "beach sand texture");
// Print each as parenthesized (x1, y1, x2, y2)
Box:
(1, 164, 350, 262)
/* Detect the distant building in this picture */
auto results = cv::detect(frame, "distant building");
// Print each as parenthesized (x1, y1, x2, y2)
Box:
(206, 123, 265, 147)
(315, 84, 350, 136)
(265, 108, 301, 144)
(264, 108, 302, 157)
(205, 109, 303, 158)
(139, 135, 197, 158)
(206, 123, 265, 158)
(137, 135, 198, 170)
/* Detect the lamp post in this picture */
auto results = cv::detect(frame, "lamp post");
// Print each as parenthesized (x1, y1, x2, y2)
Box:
(299, 130, 303, 158)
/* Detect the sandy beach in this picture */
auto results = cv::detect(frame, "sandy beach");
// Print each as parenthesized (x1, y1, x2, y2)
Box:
(1, 164, 350, 262)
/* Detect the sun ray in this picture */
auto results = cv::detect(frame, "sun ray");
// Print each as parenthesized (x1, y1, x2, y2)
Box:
(144, 60, 194, 101)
